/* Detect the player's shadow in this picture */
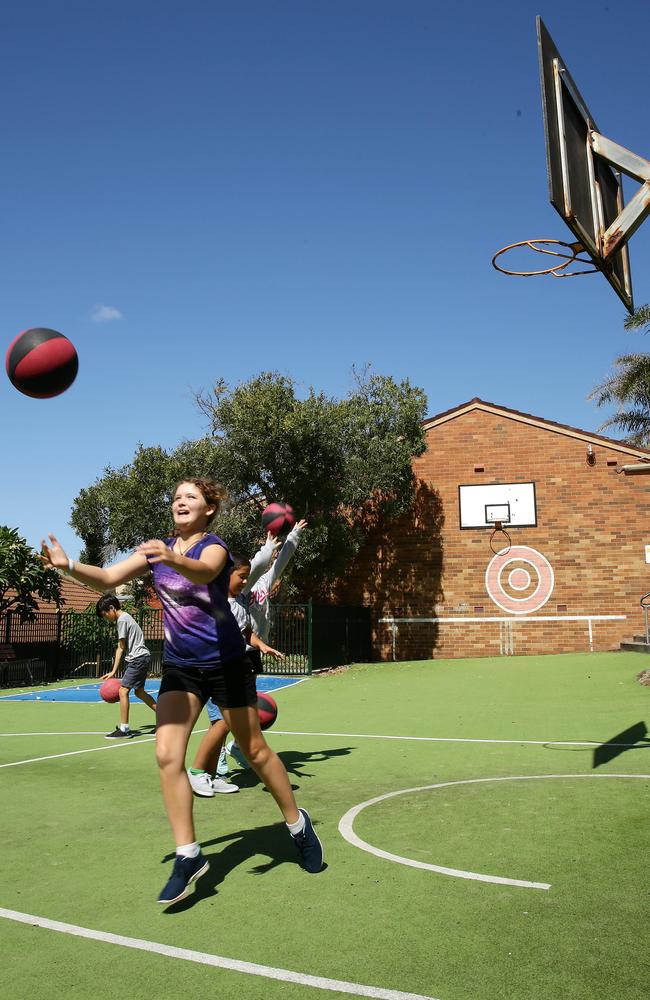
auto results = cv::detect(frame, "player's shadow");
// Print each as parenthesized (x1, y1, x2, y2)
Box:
(160, 820, 320, 914)
(231, 746, 356, 790)
(128, 724, 156, 738)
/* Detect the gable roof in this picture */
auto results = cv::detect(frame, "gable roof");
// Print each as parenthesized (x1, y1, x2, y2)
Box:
(36, 575, 100, 613)
(422, 397, 650, 460)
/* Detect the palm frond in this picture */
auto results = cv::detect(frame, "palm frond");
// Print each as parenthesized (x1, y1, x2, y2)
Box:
(624, 304, 650, 333)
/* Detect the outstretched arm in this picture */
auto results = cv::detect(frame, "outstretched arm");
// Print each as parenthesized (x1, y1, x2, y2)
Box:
(40, 534, 149, 591)
(257, 520, 307, 592)
(242, 533, 281, 593)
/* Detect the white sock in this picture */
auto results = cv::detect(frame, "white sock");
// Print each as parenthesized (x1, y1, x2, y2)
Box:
(119, 724, 129, 732)
(287, 813, 305, 836)
(176, 842, 200, 858)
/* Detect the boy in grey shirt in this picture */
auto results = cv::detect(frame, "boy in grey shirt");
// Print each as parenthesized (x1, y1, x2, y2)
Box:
(96, 594, 157, 739)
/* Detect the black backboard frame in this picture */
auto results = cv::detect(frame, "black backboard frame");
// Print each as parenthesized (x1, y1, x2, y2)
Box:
(537, 17, 633, 311)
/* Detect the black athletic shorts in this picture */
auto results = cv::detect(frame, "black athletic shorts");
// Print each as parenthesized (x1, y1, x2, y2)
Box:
(120, 653, 151, 690)
(158, 654, 257, 710)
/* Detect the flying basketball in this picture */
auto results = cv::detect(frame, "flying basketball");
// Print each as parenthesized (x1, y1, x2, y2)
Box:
(257, 692, 278, 730)
(6, 328, 79, 398)
(99, 677, 121, 704)
(261, 502, 295, 536)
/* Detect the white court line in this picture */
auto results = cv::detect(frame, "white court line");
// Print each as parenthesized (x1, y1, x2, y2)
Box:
(0, 726, 646, 762)
(0, 737, 157, 768)
(0, 907, 439, 1000)
(0, 732, 127, 737)
(0, 728, 214, 769)
(268, 730, 644, 749)
(339, 773, 650, 891)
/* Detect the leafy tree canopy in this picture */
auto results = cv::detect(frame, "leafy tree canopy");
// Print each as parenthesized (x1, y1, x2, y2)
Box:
(70, 369, 427, 595)
(0, 526, 62, 620)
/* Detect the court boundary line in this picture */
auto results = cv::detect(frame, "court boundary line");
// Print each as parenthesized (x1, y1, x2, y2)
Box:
(338, 773, 650, 890)
(0, 907, 440, 1000)
(266, 730, 647, 748)
(1, 726, 647, 768)
(0, 675, 306, 703)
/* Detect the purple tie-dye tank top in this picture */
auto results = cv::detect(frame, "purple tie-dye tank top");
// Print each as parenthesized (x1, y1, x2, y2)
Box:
(149, 533, 245, 667)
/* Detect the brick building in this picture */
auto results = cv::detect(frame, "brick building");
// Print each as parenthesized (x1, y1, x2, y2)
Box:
(333, 398, 650, 660)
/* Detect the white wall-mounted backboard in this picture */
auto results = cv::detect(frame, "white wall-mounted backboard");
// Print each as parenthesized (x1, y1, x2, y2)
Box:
(459, 482, 537, 528)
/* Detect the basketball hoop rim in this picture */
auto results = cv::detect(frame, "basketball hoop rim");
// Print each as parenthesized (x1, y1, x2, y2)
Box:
(492, 238, 599, 277)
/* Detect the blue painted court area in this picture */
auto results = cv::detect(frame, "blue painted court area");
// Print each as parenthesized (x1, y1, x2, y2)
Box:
(0, 675, 303, 703)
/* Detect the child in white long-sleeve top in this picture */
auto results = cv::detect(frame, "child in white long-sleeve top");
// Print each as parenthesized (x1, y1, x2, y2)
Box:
(247, 519, 307, 642)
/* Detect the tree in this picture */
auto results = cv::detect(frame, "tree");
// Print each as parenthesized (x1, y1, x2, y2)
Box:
(589, 305, 650, 445)
(70, 437, 222, 563)
(70, 369, 428, 594)
(0, 526, 62, 620)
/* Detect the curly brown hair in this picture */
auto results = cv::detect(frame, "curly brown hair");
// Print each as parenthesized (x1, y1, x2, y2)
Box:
(173, 478, 228, 530)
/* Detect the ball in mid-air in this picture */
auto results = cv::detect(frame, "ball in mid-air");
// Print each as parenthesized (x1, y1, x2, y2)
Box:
(261, 502, 295, 536)
(6, 327, 79, 398)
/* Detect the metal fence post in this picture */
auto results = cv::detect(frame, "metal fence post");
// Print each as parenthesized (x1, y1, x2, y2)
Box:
(307, 599, 313, 674)
(55, 610, 62, 681)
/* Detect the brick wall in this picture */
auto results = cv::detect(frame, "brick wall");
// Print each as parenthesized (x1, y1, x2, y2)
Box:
(332, 403, 650, 660)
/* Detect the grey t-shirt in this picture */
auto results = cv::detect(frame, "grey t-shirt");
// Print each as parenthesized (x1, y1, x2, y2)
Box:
(117, 612, 149, 662)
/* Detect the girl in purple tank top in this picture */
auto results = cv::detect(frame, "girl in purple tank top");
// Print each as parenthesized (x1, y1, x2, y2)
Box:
(41, 477, 323, 904)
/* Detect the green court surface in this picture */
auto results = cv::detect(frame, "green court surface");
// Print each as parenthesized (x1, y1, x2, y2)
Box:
(1, 653, 648, 1000)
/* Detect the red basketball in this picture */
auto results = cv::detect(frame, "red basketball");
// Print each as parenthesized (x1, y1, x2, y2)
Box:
(257, 692, 278, 730)
(261, 502, 295, 537)
(6, 327, 78, 398)
(99, 677, 121, 704)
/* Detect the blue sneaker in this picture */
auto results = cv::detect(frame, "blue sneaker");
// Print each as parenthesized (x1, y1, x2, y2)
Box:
(290, 809, 324, 873)
(157, 851, 209, 906)
(226, 740, 248, 769)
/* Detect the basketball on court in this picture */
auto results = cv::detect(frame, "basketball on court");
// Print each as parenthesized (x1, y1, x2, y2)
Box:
(257, 692, 278, 730)
(261, 502, 295, 536)
(99, 677, 121, 703)
(6, 327, 79, 398)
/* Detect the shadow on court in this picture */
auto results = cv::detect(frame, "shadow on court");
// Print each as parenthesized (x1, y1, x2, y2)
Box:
(541, 722, 650, 765)
(127, 724, 157, 737)
(592, 721, 650, 768)
(231, 745, 356, 790)
(161, 819, 326, 913)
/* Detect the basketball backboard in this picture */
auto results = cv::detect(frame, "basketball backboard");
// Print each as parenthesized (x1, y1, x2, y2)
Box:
(537, 17, 634, 311)
(458, 482, 537, 529)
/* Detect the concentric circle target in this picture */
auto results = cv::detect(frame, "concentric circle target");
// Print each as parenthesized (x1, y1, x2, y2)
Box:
(485, 545, 554, 614)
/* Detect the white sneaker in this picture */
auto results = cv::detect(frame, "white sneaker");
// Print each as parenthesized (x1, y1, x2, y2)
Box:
(226, 740, 249, 769)
(216, 746, 229, 777)
(187, 769, 215, 797)
(211, 776, 239, 794)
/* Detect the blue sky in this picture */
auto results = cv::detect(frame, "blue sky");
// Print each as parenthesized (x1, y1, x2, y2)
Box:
(2, 0, 649, 559)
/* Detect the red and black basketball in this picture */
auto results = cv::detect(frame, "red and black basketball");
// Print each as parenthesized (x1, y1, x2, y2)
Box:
(257, 692, 278, 730)
(99, 677, 121, 704)
(6, 328, 79, 398)
(261, 502, 295, 536)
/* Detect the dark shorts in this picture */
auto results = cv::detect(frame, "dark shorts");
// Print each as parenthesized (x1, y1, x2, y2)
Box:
(158, 654, 258, 710)
(247, 648, 264, 674)
(120, 654, 151, 690)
